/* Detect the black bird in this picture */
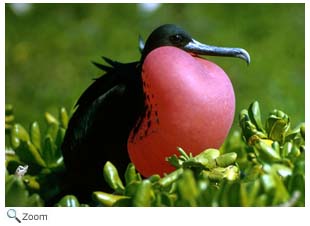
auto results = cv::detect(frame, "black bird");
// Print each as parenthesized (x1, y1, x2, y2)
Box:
(61, 24, 250, 202)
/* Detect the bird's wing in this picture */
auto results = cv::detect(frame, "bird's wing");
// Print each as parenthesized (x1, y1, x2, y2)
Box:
(62, 58, 140, 152)
(75, 57, 124, 107)
(61, 58, 143, 197)
(62, 82, 126, 152)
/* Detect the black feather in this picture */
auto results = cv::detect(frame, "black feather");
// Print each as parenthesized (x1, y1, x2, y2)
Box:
(61, 58, 145, 202)
(102, 56, 121, 67)
(92, 61, 112, 72)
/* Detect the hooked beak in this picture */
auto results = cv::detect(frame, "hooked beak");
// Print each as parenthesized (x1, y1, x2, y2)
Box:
(184, 39, 251, 65)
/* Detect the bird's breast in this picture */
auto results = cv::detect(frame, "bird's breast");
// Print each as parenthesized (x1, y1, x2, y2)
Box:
(128, 46, 235, 177)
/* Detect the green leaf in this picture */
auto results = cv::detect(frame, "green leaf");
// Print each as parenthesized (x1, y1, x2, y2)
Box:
(42, 136, 57, 166)
(103, 161, 125, 193)
(5, 174, 43, 207)
(92, 192, 130, 207)
(23, 175, 41, 192)
(269, 170, 290, 205)
(166, 154, 182, 168)
(124, 163, 141, 185)
(56, 195, 80, 207)
(248, 101, 265, 132)
(11, 124, 30, 149)
(254, 140, 281, 163)
(215, 152, 237, 167)
(266, 110, 290, 143)
(300, 123, 305, 140)
(132, 180, 153, 207)
(287, 174, 304, 206)
(5, 104, 14, 115)
(240, 180, 261, 206)
(59, 107, 69, 129)
(55, 127, 66, 149)
(223, 165, 240, 181)
(45, 112, 59, 125)
(14, 140, 46, 168)
(176, 170, 198, 206)
(124, 181, 141, 197)
(194, 148, 219, 168)
(46, 122, 59, 142)
(158, 168, 183, 188)
(30, 121, 41, 152)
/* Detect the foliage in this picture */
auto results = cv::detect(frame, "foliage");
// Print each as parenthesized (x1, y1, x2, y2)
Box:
(5, 170, 44, 207)
(5, 105, 68, 206)
(55, 195, 89, 207)
(5, 101, 305, 207)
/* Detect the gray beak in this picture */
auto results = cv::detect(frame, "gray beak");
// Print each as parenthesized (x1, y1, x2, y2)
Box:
(184, 39, 251, 64)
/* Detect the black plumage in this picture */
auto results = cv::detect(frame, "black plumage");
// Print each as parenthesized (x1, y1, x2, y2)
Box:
(61, 58, 145, 201)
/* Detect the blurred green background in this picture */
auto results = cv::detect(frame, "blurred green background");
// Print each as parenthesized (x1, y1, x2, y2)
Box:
(5, 3, 305, 133)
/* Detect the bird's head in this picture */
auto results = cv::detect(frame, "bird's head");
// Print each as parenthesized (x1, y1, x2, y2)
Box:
(141, 24, 250, 64)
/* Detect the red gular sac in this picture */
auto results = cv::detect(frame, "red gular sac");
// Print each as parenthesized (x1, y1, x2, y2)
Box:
(128, 46, 235, 177)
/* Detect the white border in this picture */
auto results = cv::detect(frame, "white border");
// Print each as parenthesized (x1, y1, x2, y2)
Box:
(1, 1, 309, 226)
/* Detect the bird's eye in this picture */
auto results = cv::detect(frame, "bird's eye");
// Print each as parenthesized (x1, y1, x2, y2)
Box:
(169, 34, 183, 44)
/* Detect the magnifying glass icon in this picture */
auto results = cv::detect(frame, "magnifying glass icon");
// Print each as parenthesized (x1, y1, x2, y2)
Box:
(7, 209, 21, 223)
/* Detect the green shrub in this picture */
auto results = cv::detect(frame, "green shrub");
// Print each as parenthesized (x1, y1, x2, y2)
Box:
(5, 101, 305, 207)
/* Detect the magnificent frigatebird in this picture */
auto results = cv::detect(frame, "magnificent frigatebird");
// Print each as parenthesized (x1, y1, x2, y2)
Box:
(61, 24, 250, 201)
